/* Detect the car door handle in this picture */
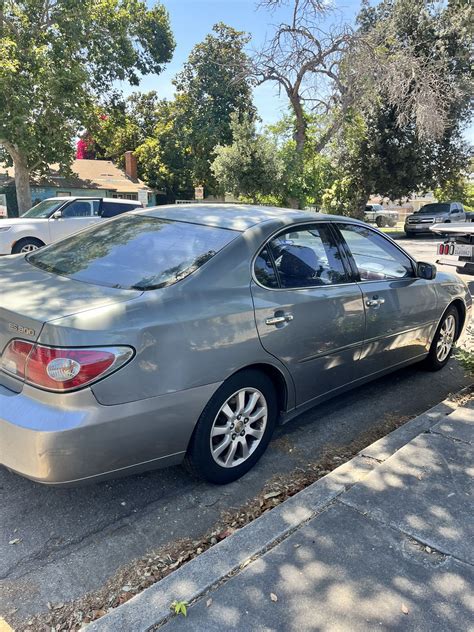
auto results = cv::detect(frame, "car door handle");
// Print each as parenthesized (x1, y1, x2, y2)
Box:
(366, 297, 385, 308)
(265, 314, 294, 326)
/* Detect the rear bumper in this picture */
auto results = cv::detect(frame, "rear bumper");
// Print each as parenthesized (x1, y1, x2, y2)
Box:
(0, 380, 220, 485)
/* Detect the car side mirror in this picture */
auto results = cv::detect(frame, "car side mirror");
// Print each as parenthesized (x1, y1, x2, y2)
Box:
(51, 210, 62, 219)
(416, 261, 436, 280)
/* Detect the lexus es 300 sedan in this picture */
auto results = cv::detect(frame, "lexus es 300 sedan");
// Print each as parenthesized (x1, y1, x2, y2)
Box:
(0, 205, 471, 485)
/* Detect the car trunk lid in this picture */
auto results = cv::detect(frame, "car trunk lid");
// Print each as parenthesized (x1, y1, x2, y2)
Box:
(0, 255, 141, 389)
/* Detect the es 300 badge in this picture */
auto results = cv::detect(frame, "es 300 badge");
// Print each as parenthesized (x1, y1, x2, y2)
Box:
(8, 322, 36, 336)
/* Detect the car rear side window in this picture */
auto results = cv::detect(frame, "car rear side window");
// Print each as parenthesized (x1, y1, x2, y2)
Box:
(254, 247, 279, 288)
(255, 224, 349, 289)
(100, 201, 139, 218)
(27, 215, 238, 290)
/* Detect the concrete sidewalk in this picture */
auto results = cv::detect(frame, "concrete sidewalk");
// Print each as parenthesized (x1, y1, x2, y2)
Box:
(87, 394, 473, 632)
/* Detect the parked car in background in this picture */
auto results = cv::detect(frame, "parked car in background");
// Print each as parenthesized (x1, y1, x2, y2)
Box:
(364, 204, 399, 227)
(404, 202, 466, 236)
(0, 197, 143, 254)
(0, 205, 470, 486)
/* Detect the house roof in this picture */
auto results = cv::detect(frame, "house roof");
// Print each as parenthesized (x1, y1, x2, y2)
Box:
(0, 159, 154, 193)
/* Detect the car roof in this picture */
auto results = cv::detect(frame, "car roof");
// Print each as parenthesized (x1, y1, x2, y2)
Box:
(44, 196, 138, 204)
(141, 203, 349, 231)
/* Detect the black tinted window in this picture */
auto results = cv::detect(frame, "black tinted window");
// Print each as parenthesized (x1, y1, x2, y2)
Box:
(254, 247, 278, 288)
(27, 215, 237, 290)
(338, 224, 413, 280)
(63, 200, 99, 217)
(101, 201, 139, 218)
(268, 224, 348, 288)
(417, 203, 450, 214)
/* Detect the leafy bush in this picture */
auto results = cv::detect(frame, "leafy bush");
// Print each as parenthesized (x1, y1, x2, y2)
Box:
(456, 326, 474, 375)
(456, 348, 474, 375)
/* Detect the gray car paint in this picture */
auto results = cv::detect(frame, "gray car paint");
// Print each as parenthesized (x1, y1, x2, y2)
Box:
(0, 205, 471, 484)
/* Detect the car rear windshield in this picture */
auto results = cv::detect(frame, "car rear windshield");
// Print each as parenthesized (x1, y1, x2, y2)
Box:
(26, 214, 238, 290)
(416, 203, 450, 214)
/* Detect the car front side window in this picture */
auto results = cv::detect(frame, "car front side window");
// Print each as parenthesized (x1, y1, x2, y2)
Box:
(62, 200, 98, 218)
(337, 223, 414, 281)
(256, 223, 349, 289)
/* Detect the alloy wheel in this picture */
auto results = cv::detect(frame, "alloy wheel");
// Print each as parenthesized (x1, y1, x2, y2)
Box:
(20, 243, 39, 253)
(210, 388, 268, 468)
(436, 314, 456, 362)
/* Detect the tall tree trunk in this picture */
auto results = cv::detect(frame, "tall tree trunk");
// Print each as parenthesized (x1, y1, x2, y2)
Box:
(288, 94, 306, 209)
(291, 95, 307, 156)
(14, 155, 32, 215)
(355, 191, 371, 220)
(1, 141, 32, 214)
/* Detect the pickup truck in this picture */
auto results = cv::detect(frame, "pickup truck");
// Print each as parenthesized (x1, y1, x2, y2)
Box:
(364, 204, 399, 227)
(405, 202, 466, 236)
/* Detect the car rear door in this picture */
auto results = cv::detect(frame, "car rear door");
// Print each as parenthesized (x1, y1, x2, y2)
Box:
(334, 222, 440, 377)
(251, 222, 366, 406)
(49, 199, 101, 241)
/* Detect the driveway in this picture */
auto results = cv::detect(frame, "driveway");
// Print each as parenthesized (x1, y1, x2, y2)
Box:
(1, 232, 473, 627)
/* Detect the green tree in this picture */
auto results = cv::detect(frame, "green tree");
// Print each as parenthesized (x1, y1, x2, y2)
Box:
(0, 0, 174, 212)
(352, 0, 471, 210)
(267, 114, 336, 210)
(134, 98, 195, 201)
(173, 23, 255, 195)
(96, 93, 194, 201)
(323, 0, 473, 217)
(93, 91, 162, 163)
(211, 113, 282, 202)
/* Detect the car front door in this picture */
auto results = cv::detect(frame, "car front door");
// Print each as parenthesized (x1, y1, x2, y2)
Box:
(450, 204, 465, 222)
(49, 199, 101, 242)
(335, 222, 440, 377)
(251, 222, 366, 406)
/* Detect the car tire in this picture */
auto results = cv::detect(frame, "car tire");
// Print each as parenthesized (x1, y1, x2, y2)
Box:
(405, 231, 413, 237)
(424, 306, 459, 371)
(375, 216, 386, 228)
(12, 237, 44, 254)
(184, 369, 278, 484)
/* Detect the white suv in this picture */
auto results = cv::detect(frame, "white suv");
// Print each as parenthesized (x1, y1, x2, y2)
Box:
(0, 197, 143, 255)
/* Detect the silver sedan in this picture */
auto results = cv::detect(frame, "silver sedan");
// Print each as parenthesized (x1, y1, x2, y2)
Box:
(0, 205, 471, 485)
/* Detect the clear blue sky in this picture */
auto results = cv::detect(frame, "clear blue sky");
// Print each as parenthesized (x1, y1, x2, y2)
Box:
(120, 0, 473, 144)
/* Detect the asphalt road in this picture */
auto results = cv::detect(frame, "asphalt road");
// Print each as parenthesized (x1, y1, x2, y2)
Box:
(1, 232, 473, 627)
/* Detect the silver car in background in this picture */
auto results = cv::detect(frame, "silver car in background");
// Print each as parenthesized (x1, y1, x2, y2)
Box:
(0, 205, 471, 485)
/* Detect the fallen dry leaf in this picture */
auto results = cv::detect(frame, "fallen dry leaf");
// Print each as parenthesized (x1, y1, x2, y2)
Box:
(8, 538, 21, 545)
(264, 491, 282, 500)
(401, 603, 409, 615)
(270, 593, 278, 602)
(206, 598, 212, 608)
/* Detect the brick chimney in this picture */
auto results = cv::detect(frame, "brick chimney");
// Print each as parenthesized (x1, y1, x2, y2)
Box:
(124, 151, 137, 180)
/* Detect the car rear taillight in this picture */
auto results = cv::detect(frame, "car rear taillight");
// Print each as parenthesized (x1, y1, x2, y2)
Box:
(1, 341, 133, 391)
(1, 339, 33, 379)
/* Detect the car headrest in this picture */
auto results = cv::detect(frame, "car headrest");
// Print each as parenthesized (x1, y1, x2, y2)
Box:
(279, 245, 318, 279)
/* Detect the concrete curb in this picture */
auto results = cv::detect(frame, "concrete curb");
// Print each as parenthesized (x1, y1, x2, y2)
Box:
(85, 389, 468, 632)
